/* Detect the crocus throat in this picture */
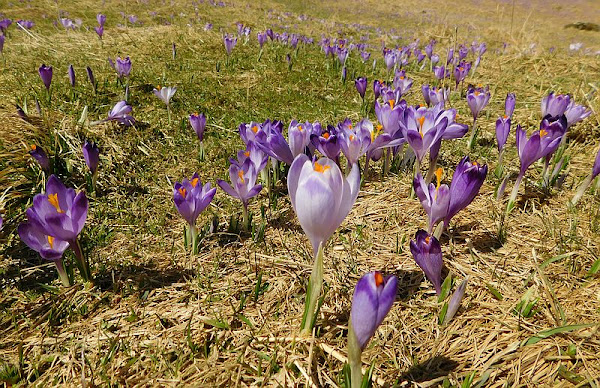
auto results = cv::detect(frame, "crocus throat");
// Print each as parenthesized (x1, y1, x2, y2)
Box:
(47, 235, 54, 249)
(178, 187, 187, 198)
(388, 99, 395, 108)
(374, 272, 384, 287)
(313, 161, 330, 173)
(47, 193, 64, 213)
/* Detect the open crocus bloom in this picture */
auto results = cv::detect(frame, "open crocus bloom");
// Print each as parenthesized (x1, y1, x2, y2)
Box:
(516, 119, 565, 174)
(153, 86, 177, 106)
(350, 271, 398, 350)
(414, 170, 450, 233)
(466, 85, 491, 119)
(217, 159, 262, 208)
(173, 173, 217, 227)
(287, 154, 360, 255)
(445, 157, 487, 228)
(401, 105, 448, 163)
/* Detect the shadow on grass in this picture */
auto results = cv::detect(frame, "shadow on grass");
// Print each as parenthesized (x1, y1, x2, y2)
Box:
(396, 355, 459, 384)
(392, 269, 425, 301)
(95, 263, 195, 292)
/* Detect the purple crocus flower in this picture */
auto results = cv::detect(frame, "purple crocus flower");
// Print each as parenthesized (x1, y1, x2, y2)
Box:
(594, 148, 600, 179)
(239, 121, 268, 145)
(564, 100, 591, 128)
(383, 49, 396, 70)
(82, 141, 99, 174)
(541, 92, 570, 118)
(0, 35, 4, 54)
(224, 34, 237, 56)
(106, 100, 135, 126)
(86, 66, 95, 88)
(173, 173, 216, 226)
(0, 18, 13, 32)
(516, 119, 565, 175)
(190, 113, 207, 141)
(17, 20, 34, 29)
(339, 119, 372, 165)
(373, 79, 386, 100)
(444, 157, 487, 228)
(431, 54, 440, 65)
(97, 13, 106, 27)
(355, 77, 367, 100)
(29, 144, 50, 171)
(466, 85, 491, 119)
(95, 26, 104, 39)
(414, 171, 450, 233)
(38, 64, 53, 90)
(257, 31, 267, 48)
(231, 142, 268, 174)
(217, 159, 262, 219)
(410, 230, 443, 295)
(350, 271, 397, 350)
(374, 98, 403, 137)
(422, 85, 447, 107)
(109, 56, 132, 78)
(496, 115, 511, 153)
(393, 70, 413, 96)
(453, 61, 471, 86)
(287, 154, 360, 255)
(400, 105, 447, 163)
(153, 85, 177, 106)
(433, 65, 446, 80)
(18, 221, 71, 286)
(311, 127, 342, 161)
(360, 51, 370, 62)
(505, 93, 516, 118)
(68, 64, 76, 87)
(287, 121, 313, 158)
(258, 124, 294, 165)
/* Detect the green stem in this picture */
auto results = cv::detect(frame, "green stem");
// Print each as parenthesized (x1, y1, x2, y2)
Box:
(242, 204, 249, 232)
(410, 158, 421, 199)
(468, 117, 478, 150)
(54, 258, 71, 287)
(300, 243, 324, 335)
(70, 238, 92, 282)
(347, 319, 363, 388)
(571, 174, 593, 206)
(506, 172, 524, 215)
(190, 224, 199, 254)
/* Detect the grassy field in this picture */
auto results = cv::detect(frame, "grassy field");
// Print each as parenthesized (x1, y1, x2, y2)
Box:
(1, 0, 600, 386)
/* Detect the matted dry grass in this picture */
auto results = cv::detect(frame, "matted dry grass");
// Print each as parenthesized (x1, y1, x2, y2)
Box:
(1, 0, 600, 386)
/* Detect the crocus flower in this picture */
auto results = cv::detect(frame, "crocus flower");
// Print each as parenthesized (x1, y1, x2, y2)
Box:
(453, 61, 471, 86)
(18, 221, 71, 286)
(355, 77, 367, 100)
(217, 159, 262, 225)
(287, 154, 360, 254)
(339, 119, 372, 165)
(410, 230, 443, 295)
(0, 35, 4, 54)
(29, 145, 50, 171)
(190, 113, 207, 141)
(496, 115, 511, 153)
(414, 171, 450, 233)
(400, 105, 447, 163)
(541, 92, 570, 118)
(570, 148, 600, 205)
(224, 34, 237, 56)
(0, 18, 13, 32)
(82, 141, 99, 174)
(360, 51, 370, 62)
(109, 56, 132, 78)
(564, 100, 591, 128)
(257, 31, 267, 48)
(594, 149, 600, 179)
(105, 100, 135, 126)
(95, 26, 104, 39)
(38, 64, 53, 90)
(466, 85, 490, 120)
(505, 93, 516, 118)
(393, 70, 413, 96)
(231, 142, 268, 174)
(443, 278, 468, 324)
(350, 271, 397, 350)
(258, 124, 294, 165)
(17, 20, 34, 29)
(422, 85, 447, 107)
(86, 66, 95, 88)
(516, 119, 565, 175)
(433, 65, 447, 80)
(153, 85, 177, 106)
(97, 13, 106, 27)
(445, 157, 487, 228)
(173, 173, 216, 227)
(288, 121, 312, 158)
(311, 127, 342, 161)
(239, 121, 268, 145)
(68, 64, 75, 87)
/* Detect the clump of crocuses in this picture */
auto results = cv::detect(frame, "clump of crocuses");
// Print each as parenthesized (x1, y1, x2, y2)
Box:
(347, 272, 397, 388)
(287, 154, 360, 334)
(173, 173, 216, 254)
(19, 175, 90, 283)
(217, 159, 262, 230)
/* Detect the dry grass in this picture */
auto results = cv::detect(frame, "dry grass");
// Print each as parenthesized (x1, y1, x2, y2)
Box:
(1, 0, 600, 386)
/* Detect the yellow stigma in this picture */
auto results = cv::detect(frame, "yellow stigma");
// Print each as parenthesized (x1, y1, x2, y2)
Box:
(47, 235, 54, 249)
(374, 272, 384, 287)
(388, 99, 395, 109)
(313, 161, 330, 173)
(376, 124, 383, 131)
(540, 129, 548, 138)
(30, 144, 37, 150)
(348, 124, 353, 129)
(323, 132, 330, 139)
(157, 85, 161, 90)
(399, 76, 405, 80)
(503, 114, 508, 119)
(251, 126, 258, 133)
(472, 161, 478, 166)
(191, 177, 199, 188)
(298, 125, 303, 132)
(419, 104, 425, 108)
(244, 151, 250, 157)
(459, 67, 464, 71)
(178, 187, 187, 198)
(238, 170, 245, 183)
(47, 193, 64, 213)
(418, 116, 426, 129)
(435, 168, 443, 189)
(474, 91, 480, 96)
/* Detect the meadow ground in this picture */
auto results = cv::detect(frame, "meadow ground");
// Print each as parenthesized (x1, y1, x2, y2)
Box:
(1, 0, 600, 386)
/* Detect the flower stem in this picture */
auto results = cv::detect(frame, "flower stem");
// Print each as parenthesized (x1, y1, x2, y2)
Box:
(190, 224, 199, 255)
(425, 154, 439, 184)
(468, 117, 478, 150)
(54, 258, 71, 287)
(70, 238, 92, 282)
(300, 243, 324, 335)
(571, 174, 593, 206)
(410, 158, 421, 199)
(347, 319, 363, 388)
(506, 172, 524, 215)
(242, 204, 249, 232)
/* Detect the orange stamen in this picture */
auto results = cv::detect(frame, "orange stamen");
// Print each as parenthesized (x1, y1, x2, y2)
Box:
(238, 170, 245, 183)
(47, 193, 64, 213)
(178, 187, 187, 198)
(191, 178, 199, 188)
(425, 236, 431, 244)
(474, 91, 480, 96)
(349, 135, 355, 141)
(399, 76, 405, 80)
(418, 116, 426, 129)
(374, 272, 384, 287)
(298, 125, 303, 132)
(435, 168, 443, 189)
(388, 99, 395, 109)
(30, 144, 37, 150)
(323, 132, 330, 139)
(244, 151, 250, 157)
(314, 161, 331, 173)
(47, 235, 54, 249)
(251, 126, 258, 133)
(540, 129, 548, 138)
